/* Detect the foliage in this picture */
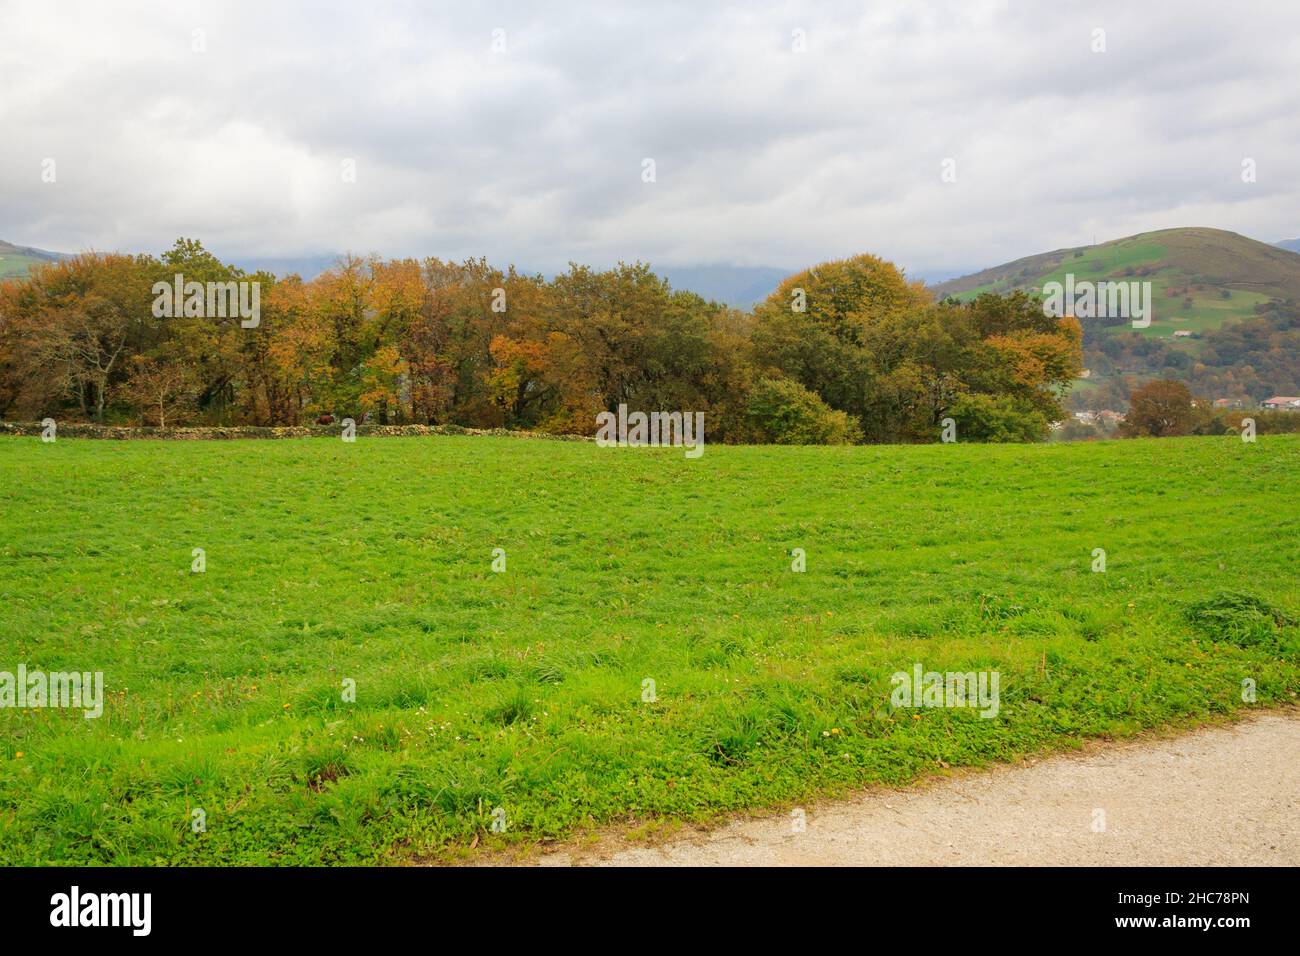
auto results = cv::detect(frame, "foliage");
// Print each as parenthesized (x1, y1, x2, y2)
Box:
(744, 377, 861, 444)
(1, 242, 1084, 444)
(1073, 300, 1300, 412)
(1119, 379, 1196, 437)
(949, 393, 1049, 443)
(752, 261, 1080, 442)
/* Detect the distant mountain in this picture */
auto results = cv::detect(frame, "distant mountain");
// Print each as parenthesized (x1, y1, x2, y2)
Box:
(932, 227, 1300, 340)
(1, 241, 791, 308)
(1276, 238, 1300, 254)
(1, 243, 342, 283)
(660, 265, 962, 308)
(240, 256, 791, 307)
(911, 268, 972, 287)
(239, 254, 339, 281)
(0, 239, 70, 280)
(243, 258, 791, 309)
(656, 265, 789, 308)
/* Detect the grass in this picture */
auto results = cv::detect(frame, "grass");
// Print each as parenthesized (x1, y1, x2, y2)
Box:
(0, 241, 64, 281)
(0, 253, 48, 281)
(1, 433, 1298, 865)
(940, 227, 1293, 341)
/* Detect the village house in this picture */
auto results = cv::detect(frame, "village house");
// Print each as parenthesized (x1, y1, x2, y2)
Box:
(1261, 396, 1300, 411)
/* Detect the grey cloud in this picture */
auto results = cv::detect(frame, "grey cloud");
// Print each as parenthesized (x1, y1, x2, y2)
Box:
(2, 0, 1297, 276)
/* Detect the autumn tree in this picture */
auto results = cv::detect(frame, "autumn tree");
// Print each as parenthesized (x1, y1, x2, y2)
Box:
(752, 259, 1080, 442)
(3, 253, 160, 421)
(125, 353, 194, 427)
(751, 254, 930, 425)
(257, 276, 336, 423)
(159, 239, 259, 421)
(1120, 379, 1196, 437)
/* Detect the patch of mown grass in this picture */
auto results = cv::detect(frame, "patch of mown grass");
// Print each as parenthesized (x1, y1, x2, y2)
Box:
(0, 434, 1297, 864)
(1185, 590, 1297, 647)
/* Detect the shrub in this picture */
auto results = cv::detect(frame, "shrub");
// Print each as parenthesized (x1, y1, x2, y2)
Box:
(1055, 418, 1104, 442)
(948, 393, 1048, 443)
(744, 378, 862, 445)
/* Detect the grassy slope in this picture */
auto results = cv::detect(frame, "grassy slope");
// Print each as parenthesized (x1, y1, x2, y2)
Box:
(0, 240, 67, 280)
(1, 435, 1297, 864)
(932, 227, 1300, 342)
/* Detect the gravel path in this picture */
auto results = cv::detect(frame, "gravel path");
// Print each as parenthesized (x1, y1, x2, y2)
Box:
(535, 711, 1300, 866)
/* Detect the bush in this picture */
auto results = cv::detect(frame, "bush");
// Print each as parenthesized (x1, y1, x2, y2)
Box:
(1055, 418, 1104, 442)
(948, 393, 1049, 443)
(744, 378, 862, 445)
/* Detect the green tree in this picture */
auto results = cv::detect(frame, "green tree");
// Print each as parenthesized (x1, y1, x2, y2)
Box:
(744, 377, 862, 444)
(949, 393, 1049, 443)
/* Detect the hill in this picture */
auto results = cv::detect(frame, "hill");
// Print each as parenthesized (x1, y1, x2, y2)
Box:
(932, 227, 1300, 340)
(1277, 238, 1300, 254)
(0, 239, 70, 279)
(655, 264, 789, 308)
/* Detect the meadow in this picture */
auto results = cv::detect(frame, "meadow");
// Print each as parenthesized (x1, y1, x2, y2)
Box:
(1, 433, 1297, 864)
(950, 230, 1277, 341)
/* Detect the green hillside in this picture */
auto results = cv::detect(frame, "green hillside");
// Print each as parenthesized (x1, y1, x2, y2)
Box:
(0, 240, 69, 280)
(933, 227, 1300, 341)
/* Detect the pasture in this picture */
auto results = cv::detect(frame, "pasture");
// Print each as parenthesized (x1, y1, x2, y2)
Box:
(1, 434, 1297, 864)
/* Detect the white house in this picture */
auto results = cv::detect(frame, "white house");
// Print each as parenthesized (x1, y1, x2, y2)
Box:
(1261, 396, 1300, 410)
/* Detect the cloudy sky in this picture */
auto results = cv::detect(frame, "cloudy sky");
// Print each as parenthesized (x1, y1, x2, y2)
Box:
(3, 0, 1299, 278)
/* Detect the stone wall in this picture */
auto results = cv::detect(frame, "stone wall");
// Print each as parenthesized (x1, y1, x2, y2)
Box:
(0, 421, 593, 441)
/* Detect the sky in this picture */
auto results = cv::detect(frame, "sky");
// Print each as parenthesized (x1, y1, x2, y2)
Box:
(3, 0, 1299, 279)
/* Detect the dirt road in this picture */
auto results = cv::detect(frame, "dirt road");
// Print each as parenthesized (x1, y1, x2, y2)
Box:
(535, 711, 1300, 866)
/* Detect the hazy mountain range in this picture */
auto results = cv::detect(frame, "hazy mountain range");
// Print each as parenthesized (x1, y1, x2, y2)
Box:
(4, 232, 1298, 311)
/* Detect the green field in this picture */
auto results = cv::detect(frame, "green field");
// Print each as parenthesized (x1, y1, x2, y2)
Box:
(2, 434, 1298, 865)
(937, 227, 1296, 341)
(0, 252, 48, 281)
(0, 240, 65, 281)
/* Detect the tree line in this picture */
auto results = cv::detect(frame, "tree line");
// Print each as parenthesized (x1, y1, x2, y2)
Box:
(0, 239, 1083, 443)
